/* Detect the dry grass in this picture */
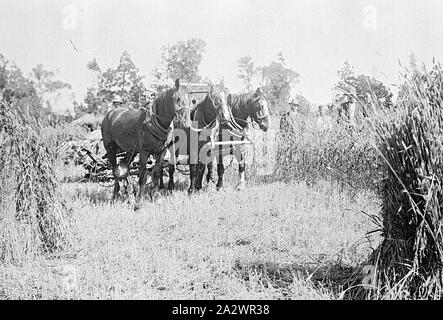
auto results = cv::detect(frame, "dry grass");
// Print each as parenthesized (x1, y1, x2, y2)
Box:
(0, 175, 380, 299)
(275, 116, 382, 191)
(0, 102, 74, 264)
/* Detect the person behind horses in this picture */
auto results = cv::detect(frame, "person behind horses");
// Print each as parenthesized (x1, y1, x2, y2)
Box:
(280, 98, 299, 136)
(316, 104, 333, 131)
(112, 95, 123, 108)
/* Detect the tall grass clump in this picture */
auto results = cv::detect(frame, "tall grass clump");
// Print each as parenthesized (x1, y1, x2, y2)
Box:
(363, 61, 443, 299)
(0, 101, 73, 263)
(275, 115, 382, 191)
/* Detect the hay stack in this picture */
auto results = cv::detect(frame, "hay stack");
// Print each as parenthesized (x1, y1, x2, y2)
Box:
(367, 62, 443, 299)
(0, 101, 73, 263)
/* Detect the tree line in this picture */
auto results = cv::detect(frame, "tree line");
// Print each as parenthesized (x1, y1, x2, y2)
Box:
(1, 38, 408, 122)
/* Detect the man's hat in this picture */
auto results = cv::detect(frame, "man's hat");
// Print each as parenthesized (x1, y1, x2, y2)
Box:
(112, 95, 123, 103)
(289, 99, 299, 106)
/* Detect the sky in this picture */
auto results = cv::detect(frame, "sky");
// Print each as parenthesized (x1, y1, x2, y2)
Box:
(1, 0, 443, 107)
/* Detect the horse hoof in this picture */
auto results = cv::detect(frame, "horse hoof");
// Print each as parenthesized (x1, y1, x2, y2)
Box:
(206, 181, 215, 190)
(168, 184, 175, 191)
(133, 202, 142, 211)
(150, 192, 161, 202)
(236, 183, 246, 191)
(206, 176, 216, 184)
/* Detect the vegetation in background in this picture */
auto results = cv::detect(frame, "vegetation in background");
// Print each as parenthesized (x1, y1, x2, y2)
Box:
(334, 60, 393, 108)
(275, 116, 382, 192)
(0, 53, 39, 106)
(152, 38, 207, 92)
(293, 94, 311, 116)
(237, 52, 299, 114)
(83, 51, 149, 114)
(1, 53, 73, 124)
(237, 55, 256, 93)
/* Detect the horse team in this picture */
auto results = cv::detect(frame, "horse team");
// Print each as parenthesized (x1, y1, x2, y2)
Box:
(101, 79, 270, 209)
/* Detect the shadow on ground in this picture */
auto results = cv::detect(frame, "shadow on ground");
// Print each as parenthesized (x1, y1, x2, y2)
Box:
(68, 185, 113, 204)
(232, 258, 363, 299)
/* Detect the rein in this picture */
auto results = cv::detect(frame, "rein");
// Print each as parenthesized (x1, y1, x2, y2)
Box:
(231, 116, 258, 129)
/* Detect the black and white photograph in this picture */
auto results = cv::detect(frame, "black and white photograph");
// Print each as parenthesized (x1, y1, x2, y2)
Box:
(0, 0, 442, 304)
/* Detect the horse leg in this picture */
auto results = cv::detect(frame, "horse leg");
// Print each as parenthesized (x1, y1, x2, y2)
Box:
(215, 132, 225, 190)
(168, 164, 175, 191)
(206, 161, 216, 184)
(135, 151, 149, 210)
(121, 151, 136, 196)
(122, 178, 129, 196)
(113, 180, 121, 201)
(216, 162, 225, 191)
(106, 142, 121, 201)
(188, 164, 197, 194)
(195, 162, 205, 191)
(236, 151, 246, 191)
(150, 154, 163, 201)
(159, 168, 165, 190)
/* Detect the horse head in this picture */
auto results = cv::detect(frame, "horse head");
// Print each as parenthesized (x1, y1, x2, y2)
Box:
(171, 79, 191, 129)
(249, 88, 270, 132)
(207, 83, 233, 128)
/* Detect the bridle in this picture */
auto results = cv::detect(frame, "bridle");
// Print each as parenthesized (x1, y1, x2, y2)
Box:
(124, 92, 189, 167)
(231, 96, 270, 130)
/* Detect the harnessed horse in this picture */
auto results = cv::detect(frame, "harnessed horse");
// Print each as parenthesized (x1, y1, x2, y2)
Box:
(101, 79, 191, 208)
(160, 84, 234, 194)
(205, 87, 270, 190)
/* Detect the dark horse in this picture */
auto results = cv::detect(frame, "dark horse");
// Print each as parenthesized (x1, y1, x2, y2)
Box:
(204, 87, 271, 190)
(101, 79, 191, 206)
(160, 84, 233, 194)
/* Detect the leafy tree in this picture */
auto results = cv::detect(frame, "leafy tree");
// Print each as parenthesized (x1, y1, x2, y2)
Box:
(334, 60, 392, 108)
(85, 51, 149, 114)
(30, 64, 72, 112)
(1, 54, 74, 124)
(31, 64, 71, 94)
(334, 60, 359, 99)
(259, 53, 299, 114)
(152, 38, 206, 92)
(237, 55, 257, 92)
(0, 54, 38, 104)
(354, 74, 393, 107)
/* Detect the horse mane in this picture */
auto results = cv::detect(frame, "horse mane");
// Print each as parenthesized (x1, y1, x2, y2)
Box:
(192, 93, 217, 128)
(144, 85, 189, 141)
(229, 92, 255, 110)
(228, 92, 256, 125)
(151, 85, 188, 128)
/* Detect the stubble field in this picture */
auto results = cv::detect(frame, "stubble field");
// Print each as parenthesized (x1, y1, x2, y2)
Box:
(0, 166, 381, 299)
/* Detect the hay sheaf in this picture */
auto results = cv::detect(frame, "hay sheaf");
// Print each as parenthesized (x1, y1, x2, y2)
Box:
(0, 101, 73, 263)
(363, 62, 443, 299)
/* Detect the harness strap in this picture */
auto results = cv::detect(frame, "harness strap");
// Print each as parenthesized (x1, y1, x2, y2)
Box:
(144, 100, 173, 142)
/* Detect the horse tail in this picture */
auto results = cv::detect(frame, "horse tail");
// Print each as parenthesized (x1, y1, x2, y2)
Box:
(101, 109, 117, 152)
